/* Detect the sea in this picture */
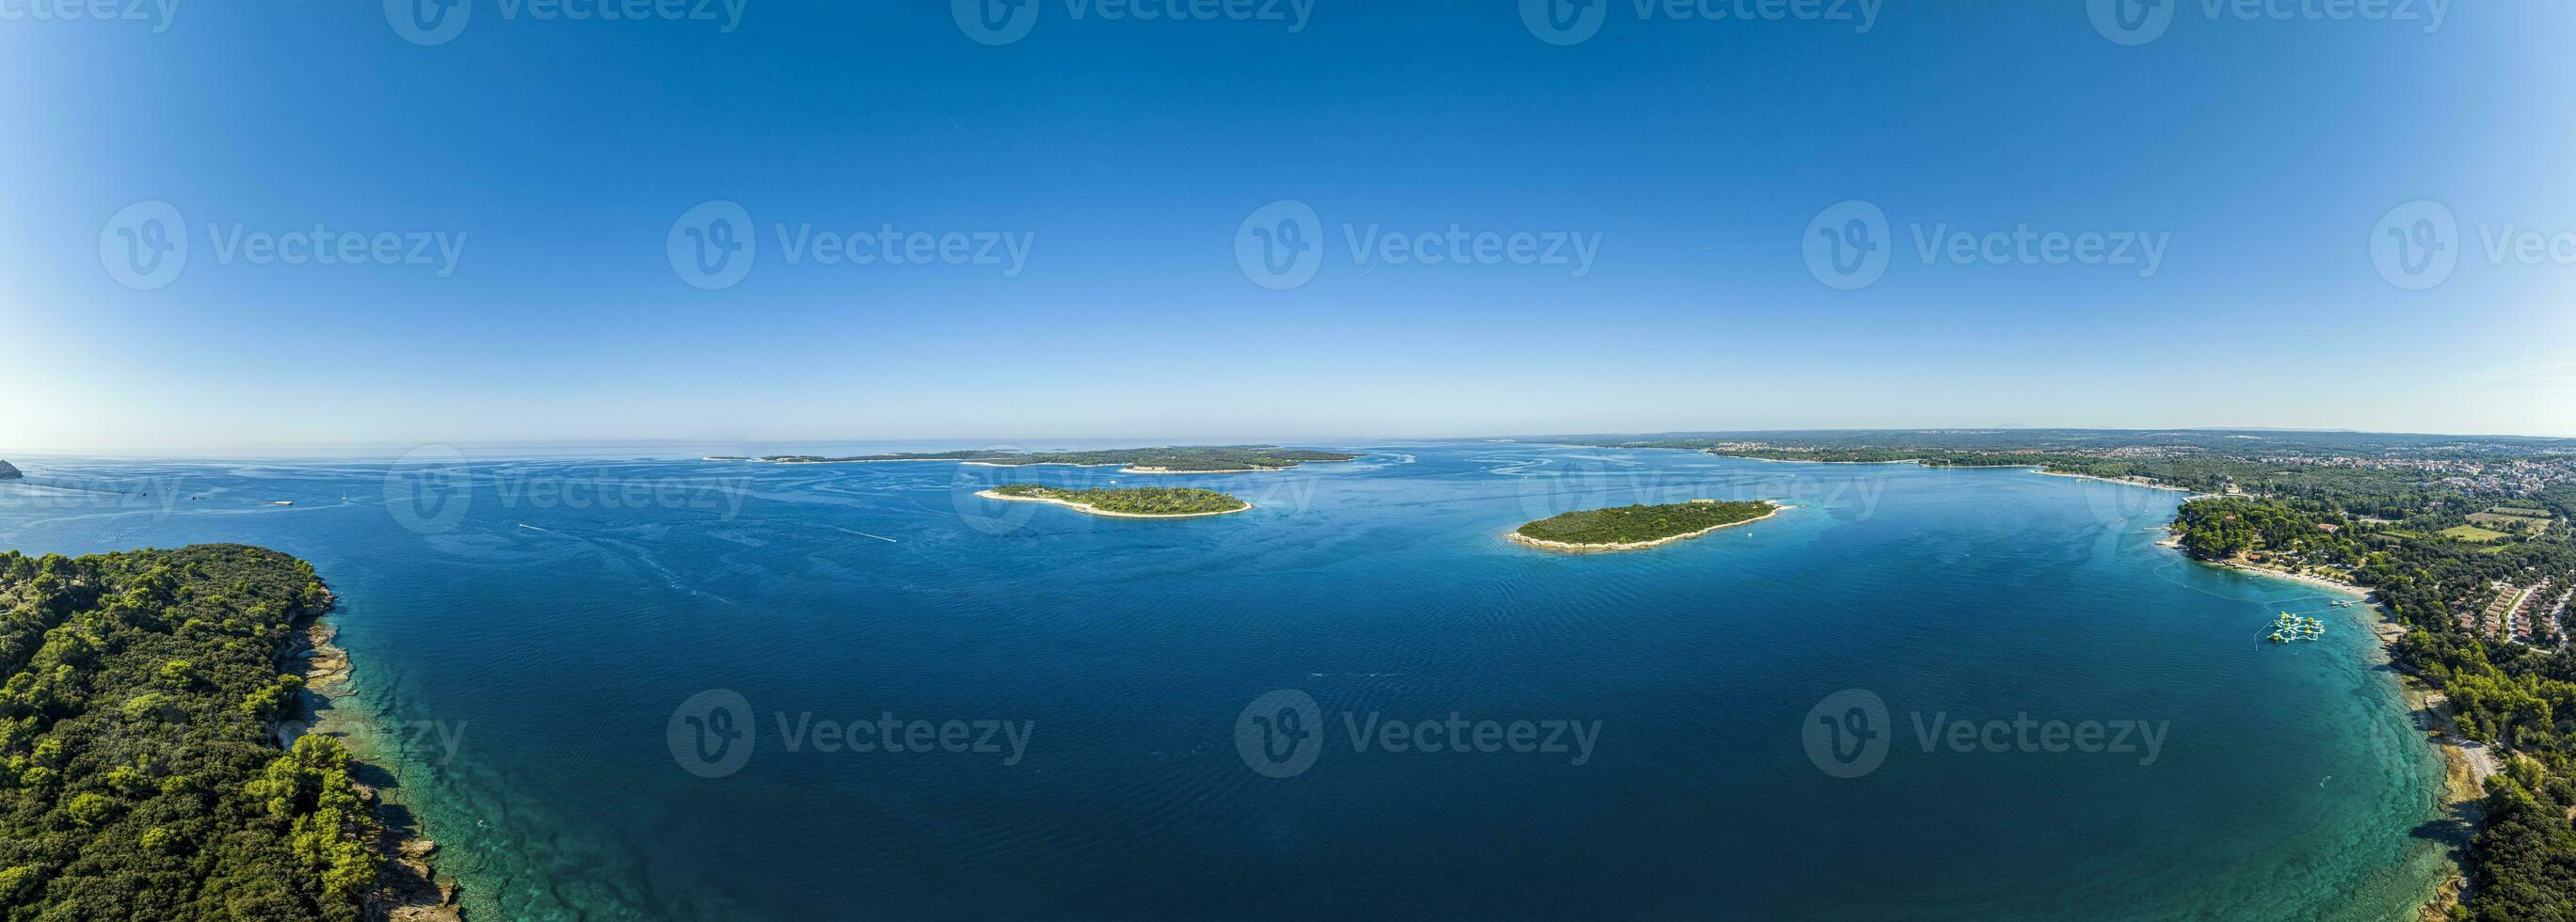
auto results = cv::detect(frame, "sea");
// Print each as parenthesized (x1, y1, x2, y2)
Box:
(0, 442, 2461, 920)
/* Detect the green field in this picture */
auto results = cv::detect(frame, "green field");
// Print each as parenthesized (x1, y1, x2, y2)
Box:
(2440, 524, 2515, 543)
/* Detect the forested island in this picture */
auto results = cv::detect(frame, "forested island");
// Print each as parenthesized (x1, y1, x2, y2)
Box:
(978, 485, 1251, 518)
(754, 446, 1360, 472)
(0, 545, 447, 920)
(1512, 501, 1783, 551)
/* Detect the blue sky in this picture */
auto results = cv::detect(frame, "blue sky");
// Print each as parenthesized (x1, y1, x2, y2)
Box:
(5, 1, 2573, 452)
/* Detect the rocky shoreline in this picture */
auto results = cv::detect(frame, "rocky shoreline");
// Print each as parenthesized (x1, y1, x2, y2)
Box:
(286, 601, 464, 921)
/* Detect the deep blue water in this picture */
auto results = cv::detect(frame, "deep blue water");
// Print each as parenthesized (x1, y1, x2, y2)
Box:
(0, 445, 2454, 920)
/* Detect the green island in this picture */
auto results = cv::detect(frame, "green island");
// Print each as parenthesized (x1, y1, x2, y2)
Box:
(1511, 501, 1783, 551)
(0, 545, 448, 920)
(754, 446, 1360, 472)
(979, 485, 1251, 518)
(1542, 427, 2576, 918)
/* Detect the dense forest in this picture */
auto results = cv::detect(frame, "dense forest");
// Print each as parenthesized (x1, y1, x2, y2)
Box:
(989, 485, 1249, 516)
(763, 446, 1361, 471)
(0, 545, 379, 920)
(1515, 501, 1776, 546)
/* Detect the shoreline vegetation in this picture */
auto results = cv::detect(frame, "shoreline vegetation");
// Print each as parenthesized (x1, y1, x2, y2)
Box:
(1510, 501, 1784, 552)
(737, 446, 1361, 473)
(977, 485, 1251, 519)
(0, 545, 454, 920)
(1556, 432, 2576, 916)
(1560, 431, 2561, 917)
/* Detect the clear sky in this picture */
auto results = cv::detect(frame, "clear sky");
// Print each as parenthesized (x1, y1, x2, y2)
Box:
(6, 2, 2574, 453)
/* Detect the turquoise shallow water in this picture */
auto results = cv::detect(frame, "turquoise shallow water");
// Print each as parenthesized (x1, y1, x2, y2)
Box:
(0, 445, 2457, 919)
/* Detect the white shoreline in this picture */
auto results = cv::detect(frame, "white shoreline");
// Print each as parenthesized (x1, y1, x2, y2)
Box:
(975, 489, 1252, 519)
(1709, 454, 1927, 465)
(1508, 503, 1792, 553)
(2033, 468, 2193, 493)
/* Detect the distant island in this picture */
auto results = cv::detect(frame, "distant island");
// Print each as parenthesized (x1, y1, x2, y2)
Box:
(977, 485, 1251, 518)
(1511, 500, 1784, 551)
(746, 446, 1360, 473)
(0, 460, 19, 480)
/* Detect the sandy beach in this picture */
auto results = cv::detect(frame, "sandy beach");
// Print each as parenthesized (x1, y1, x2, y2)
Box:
(1709, 454, 1928, 465)
(2032, 468, 2194, 493)
(976, 489, 1252, 519)
(1120, 466, 1282, 474)
(1508, 503, 1792, 553)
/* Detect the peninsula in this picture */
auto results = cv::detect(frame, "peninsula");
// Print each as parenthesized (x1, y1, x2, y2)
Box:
(1511, 500, 1784, 552)
(977, 485, 1251, 518)
(0, 545, 456, 920)
(750, 446, 1360, 472)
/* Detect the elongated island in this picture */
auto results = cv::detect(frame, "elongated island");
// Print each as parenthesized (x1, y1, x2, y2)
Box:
(977, 485, 1252, 518)
(1511, 500, 1785, 552)
(754, 446, 1360, 473)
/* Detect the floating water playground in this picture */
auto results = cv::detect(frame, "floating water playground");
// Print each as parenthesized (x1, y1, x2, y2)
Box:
(2267, 612, 2325, 643)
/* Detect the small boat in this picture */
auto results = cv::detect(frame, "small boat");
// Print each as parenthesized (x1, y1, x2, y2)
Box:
(267, 501, 294, 506)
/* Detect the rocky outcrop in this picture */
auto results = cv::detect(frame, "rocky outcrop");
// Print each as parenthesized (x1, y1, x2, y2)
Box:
(0, 460, 20, 480)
